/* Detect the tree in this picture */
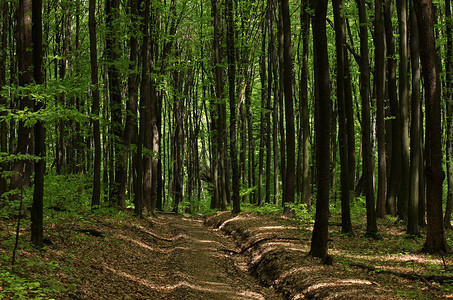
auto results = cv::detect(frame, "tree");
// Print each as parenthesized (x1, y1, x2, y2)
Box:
(298, 0, 311, 207)
(280, 0, 295, 216)
(10, 0, 34, 196)
(413, 0, 451, 253)
(375, 0, 387, 218)
(407, 0, 421, 236)
(226, 0, 240, 214)
(0, 0, 8, 199)
(31, 0, 45, 248)
(89, 0, 101, 209)
(333, 0, 352, 233)
(310, 0, 331, 260)
(398, 0, 410, 222)
(356, 0, 378, 237)
(444, 0, 453, 228)
(385, 0, 401, 216)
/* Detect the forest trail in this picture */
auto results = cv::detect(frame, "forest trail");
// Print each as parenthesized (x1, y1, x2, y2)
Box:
(61, 213, 281, 299)
(24, 210, 450, 299)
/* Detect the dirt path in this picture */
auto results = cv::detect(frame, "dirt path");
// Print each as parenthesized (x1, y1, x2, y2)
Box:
(161, 215, 280, 299)
(61, 213, 281, 299)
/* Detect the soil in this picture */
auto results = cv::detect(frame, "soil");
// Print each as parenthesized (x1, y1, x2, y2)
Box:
(2, 210, 453, 299)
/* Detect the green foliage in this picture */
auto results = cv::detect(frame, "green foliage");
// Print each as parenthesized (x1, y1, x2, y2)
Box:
(43, 173, 92, 212)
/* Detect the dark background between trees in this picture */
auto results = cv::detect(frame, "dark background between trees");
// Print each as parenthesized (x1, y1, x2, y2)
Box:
(0, 0, 453, 257)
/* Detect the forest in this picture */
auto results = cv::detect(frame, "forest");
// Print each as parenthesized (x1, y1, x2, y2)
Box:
(1, 0, 453, 298)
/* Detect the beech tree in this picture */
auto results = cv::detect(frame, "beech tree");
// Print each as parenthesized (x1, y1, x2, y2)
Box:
(310, 0, 331, 260)
(413, 0, 451, 253)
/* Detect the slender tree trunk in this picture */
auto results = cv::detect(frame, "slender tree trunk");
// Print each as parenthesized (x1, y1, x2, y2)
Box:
(89, 0, 101, 209)
(258, 22, 266, 206)
(356, 0, 378, 237)
(385, 0, 401, 216)
(10, 0, 34, 195)
(310, 0, 331, 260)
(300, 0, 311, 207)
(226, 0, 240, 214)
(444, 0, 453, 228)
(398, 0, 410, 222)
(277, 7, 286, 206)
(0, 0, 8, 199)
(280, 0, 296, 215)
(106, 0, 125, 207)
(413, 0, 451, 253)
(344, 46, 355, 192)
(375, 0, 387, 218)
(31, 0, 45, 248)
(333, 0, 352, 234)
(407, 0, 421, 235)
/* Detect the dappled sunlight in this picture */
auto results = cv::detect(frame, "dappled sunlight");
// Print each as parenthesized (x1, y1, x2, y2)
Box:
(303, 278, 374, 293)
(102, 262, 266, 299)
(219, 214, 257, 230)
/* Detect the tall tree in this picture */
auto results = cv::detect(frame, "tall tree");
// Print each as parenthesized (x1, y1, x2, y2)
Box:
(413, 0, 451, 253)
(333, 0, 352, 233)
(444, 0, 453, 228)
(299, 0, 311, 207)
(31, 0, 45, 248)
(10, 0, 34, 195)
(105, 0, 125, 207)
(407, 0, 421, 235)
(356, 0, 378, 237)
(375, 0, 387, 218)
(280, 0, 295, 215)
(89, 0, 101, 209)
(225, 0, 240, 214)
(385, 0, 400, 216)
(0, 0, 8, 199)
(398, 0, 410, 222)
(310, 0, 331, 260)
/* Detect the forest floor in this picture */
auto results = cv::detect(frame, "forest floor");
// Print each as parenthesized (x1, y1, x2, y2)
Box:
(2, 209, 453, 299)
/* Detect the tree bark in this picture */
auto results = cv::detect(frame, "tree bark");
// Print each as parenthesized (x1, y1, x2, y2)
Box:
(333, 0, 352, 234)
(280, 0, 296, 215)
(225, 0, 240, 214)
(0, 0, 8, 199)
(385, 0, 400, 216)
(375, 0, 387, 219)
(444, 0, 453, 228)
(310, 0, 331, 260)
(10, 0, 34, 195)
(413, 0, 451, 253)
(89, 0, 101, 209)
(407, 0, 421, 235)
(398, 0, 410, 222)
(31, 0, 45, 248)
(356, 0, 378, 237)
(299, 0, 311, 207)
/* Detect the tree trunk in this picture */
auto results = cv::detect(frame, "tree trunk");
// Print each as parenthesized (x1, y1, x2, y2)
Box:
(333, 0, 352, 234)
(375, 0, 387, 219)
(356, 0, 378, 237)
(10, 0, 34, 195)
(407, 0, 421, 235)
(398, 0, 410, 222)
(299, 0, 311, 207)
(413, 0, 451, 253)
(0, 0, 8, 199)
(385, 0, 401, 216)
(444, 0, 453, 228)
(310, 0, 331, 260)
(31, 0, 45, 248)
(89, 0, 101, 209)
(280, 0, 295, 215)
(106, 0, 125, 207)
(226, 0, 240, 214)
